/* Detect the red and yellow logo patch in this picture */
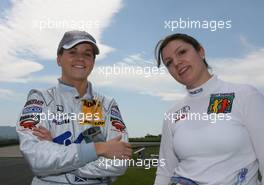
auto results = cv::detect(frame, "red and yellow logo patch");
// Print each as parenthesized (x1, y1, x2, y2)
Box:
(207, 93, 235, 114)
(80, 99, 105, 126)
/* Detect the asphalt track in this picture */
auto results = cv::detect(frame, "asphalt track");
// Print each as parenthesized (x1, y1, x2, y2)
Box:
(0, 157, 33, 185)
(0, 143, 160, 184)
(0, 145, 32, 184)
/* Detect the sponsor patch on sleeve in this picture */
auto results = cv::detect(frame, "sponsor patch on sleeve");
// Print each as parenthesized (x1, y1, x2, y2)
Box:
(110, 117, 126, 133)
(110, 105, 123, 121)
(22, 106, 42, 114)
(24, 99, 44, 107)
(19, 114, 40, 129)
(18, 98, 44, 130)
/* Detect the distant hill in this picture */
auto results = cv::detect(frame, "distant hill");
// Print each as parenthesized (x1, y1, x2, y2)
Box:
(0, 126, 18, 140)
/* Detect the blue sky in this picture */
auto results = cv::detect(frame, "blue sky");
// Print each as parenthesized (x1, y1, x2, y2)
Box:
(0, 0, 264, 137)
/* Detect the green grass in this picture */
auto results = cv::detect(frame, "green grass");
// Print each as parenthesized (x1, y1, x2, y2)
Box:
(112, 167, 157, 185)
(111, 146, 159, 184)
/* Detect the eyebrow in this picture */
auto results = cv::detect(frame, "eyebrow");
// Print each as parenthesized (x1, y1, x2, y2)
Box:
(163, 45, 183, 61)
(84, 49, 93, 52)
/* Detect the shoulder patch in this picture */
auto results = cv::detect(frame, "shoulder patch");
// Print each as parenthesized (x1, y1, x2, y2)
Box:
(24, 99, 44, 107)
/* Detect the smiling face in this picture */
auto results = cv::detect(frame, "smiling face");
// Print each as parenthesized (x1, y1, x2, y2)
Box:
(57, 43, 95, 84)
(162, 39, 210, 89)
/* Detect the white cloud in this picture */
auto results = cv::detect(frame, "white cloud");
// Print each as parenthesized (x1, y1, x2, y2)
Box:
(0, 88, 25, 101)
(0, 58, 43, 83)
(27, 75, 59, 85)
(0, 89, 14, 100)
(239, 35, 258, 52)
(0, 0, 122, 83)
(211, 48, 264, 88)
(140, 91, 185, 101)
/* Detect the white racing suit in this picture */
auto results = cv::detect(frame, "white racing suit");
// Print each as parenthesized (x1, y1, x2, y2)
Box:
(16, 80, 128, 185)
(154, 75, 264, 185)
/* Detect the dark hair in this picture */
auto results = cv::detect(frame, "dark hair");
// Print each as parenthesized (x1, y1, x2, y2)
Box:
(155, 33, 209, 68)
(57, 48, 64, 55)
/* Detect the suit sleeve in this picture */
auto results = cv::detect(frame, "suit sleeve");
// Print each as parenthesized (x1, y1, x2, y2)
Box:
(72, 99, 128, 181)
(16, 90, 98, 177)
(154, 117, 179, 185)
(242, 87, 264, 184)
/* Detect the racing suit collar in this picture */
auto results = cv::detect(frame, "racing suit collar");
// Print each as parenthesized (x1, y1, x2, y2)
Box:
(57, 79, 93, 100)
(187, 75, 218, 97)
